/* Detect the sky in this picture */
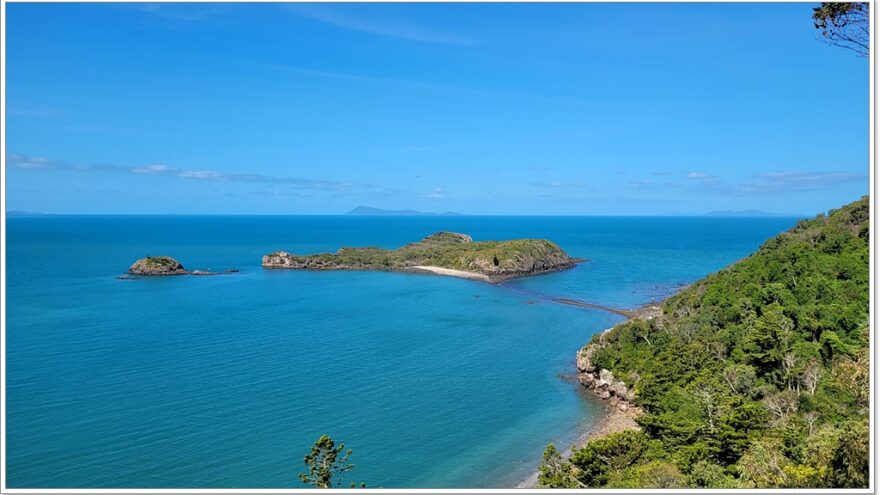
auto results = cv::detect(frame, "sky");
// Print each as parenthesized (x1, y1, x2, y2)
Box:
(5, 2, 870, 215)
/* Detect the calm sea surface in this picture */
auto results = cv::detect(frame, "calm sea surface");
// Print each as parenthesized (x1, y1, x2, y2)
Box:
(6, 215, 797, 488)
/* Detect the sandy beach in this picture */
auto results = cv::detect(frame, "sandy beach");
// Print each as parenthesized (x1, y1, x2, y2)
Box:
(410, 265, 492, 282)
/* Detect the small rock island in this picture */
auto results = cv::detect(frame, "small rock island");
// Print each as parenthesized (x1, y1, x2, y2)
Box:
(262, 231, 582, 283)
(128, 256, 189, 276)
(122, 256, 240, 278)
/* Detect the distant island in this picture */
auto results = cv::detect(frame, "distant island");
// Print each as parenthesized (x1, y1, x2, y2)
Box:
(6, 210, 48, 217)
(122, 255, 238, 278)
(346, 206, 462, 216)
(703, 209, 794, 217)
(263, 231, 581, 282)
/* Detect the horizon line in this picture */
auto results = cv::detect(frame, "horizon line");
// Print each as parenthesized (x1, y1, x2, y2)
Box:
(5, 211, 809, 218)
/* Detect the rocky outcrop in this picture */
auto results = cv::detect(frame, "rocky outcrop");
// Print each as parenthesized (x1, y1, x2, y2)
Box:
(575, 304, 665, 410)
(128, 256, 188, 276)
(261, 252, 350, 270)
(576, 337, 637, 412)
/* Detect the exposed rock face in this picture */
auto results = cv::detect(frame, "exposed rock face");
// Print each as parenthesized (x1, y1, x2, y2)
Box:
(262, 231, 582, 282)
(576, 306, 666, 407)
(577, 337, 637, 405)
(128, 256, 188, 276)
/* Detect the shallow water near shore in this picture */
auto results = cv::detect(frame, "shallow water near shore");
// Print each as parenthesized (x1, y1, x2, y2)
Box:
(6, 215, 797, 488)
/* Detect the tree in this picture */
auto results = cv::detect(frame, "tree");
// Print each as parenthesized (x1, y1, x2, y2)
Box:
(689, 460, 744, 488)
(736, 437, 790, 487)
(722, 364, 757, 395)
(745, 303, 794, 382)
(812, 3, 869, 56)
(828, 421, 869, 487)
(538, 444, 581, 488)
(298, 435, 359, 488)
(800, 359, 824, 395)
(605, 461, 687, 488)
(569, 430, 650, 487)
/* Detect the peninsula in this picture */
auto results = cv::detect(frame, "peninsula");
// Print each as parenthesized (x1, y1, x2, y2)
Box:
(262, 231, 582, 283)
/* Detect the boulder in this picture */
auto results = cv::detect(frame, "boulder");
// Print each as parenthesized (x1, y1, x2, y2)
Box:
(576, 345, 598, 373)
(578, 373, 595, 387)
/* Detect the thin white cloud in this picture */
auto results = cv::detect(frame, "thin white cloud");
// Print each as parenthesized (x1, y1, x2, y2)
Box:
(12, 156, 54, 169)
(686, 171, 718, 186)
(687, 172, 712, 179)
(427, 187, 447, 199)
(286, 4, 477, 46)
(176, 170, 225, 180)
(735, 171, 866, 195)
(529, 180, 590, 189)
(240, 61, 602, 107)
(132, 164, 177, 174)
(7, 153, 357, 191)
(8, 107, 62, 118)
(130, 3, 226, 22)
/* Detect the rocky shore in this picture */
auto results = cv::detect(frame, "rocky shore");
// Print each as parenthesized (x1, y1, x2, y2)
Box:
(568, 304, 664, 437)
(576, 335, 640, 414)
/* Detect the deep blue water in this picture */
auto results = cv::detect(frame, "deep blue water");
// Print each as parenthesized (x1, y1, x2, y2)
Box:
(5, 215, 798, 488)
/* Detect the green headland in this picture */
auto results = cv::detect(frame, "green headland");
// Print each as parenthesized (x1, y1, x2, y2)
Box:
(262, 231, 582, 283)
(541, 196, 869, 489)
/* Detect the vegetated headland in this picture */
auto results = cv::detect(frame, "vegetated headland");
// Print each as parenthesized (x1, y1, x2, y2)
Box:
(262, 231, 583, 283)
(537, 196, 869, 489)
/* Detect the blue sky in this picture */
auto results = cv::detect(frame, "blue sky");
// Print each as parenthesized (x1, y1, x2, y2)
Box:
(5, 2, 869, 215)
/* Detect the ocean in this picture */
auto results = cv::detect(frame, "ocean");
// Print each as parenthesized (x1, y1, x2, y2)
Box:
(5, 215, 798, 488)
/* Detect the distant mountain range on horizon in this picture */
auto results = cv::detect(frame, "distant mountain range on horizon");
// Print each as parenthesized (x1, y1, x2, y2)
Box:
(701, 209, 796, 217)
(4, 208, 803, 217)
(6, 210, 48, 217)
(346, 206, 463, 216)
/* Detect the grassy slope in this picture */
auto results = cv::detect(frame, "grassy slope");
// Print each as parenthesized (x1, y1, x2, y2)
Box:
(541, 196, 870, 489)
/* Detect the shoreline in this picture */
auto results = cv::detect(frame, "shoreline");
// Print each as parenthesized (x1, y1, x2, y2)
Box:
(515, 318, 653, 489)
(515, 398, 643, 488)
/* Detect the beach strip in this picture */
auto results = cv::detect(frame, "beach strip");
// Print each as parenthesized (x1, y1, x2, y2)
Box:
(410, 265, 492, 282)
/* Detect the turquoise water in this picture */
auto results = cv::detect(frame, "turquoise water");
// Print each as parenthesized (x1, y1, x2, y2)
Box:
(6, 215, 797, 488)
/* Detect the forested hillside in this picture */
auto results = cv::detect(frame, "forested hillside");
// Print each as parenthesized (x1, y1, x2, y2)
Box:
(541, 196, 870, 488)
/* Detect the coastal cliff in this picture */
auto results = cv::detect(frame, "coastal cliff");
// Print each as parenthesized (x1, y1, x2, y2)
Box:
(263, 231, 581, 282)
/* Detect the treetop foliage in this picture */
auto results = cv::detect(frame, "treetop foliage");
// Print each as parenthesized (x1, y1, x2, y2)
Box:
(812, 2, 869, 56)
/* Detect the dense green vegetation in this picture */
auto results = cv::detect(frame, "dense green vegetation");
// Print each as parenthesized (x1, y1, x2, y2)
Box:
(540, 196, 870, 488)
(264, 231, 579, 280)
